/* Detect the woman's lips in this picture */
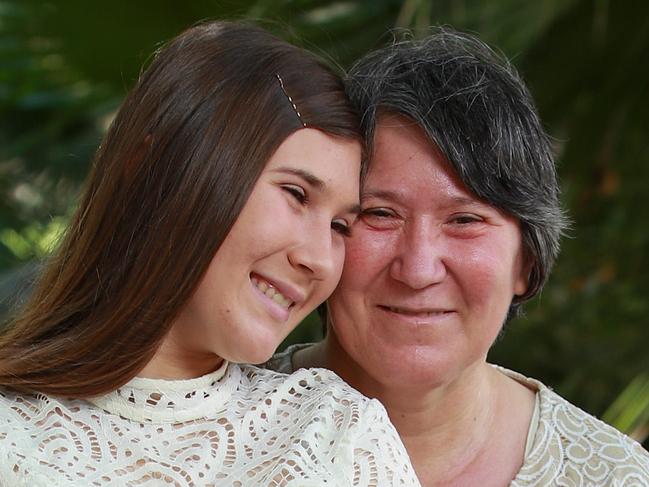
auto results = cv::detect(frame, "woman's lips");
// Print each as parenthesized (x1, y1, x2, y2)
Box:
(377, 304, 454, 323)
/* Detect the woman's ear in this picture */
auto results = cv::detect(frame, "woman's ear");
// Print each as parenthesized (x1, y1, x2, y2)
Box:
(514, 254, 533, 298)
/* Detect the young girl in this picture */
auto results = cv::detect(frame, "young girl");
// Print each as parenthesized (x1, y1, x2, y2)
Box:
(0, 22, 420, 486)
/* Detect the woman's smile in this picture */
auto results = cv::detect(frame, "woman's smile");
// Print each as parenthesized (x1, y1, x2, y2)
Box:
(379, 304, 454, 321)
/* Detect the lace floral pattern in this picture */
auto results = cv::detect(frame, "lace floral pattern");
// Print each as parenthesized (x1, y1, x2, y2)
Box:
(0, 364, 421, 486)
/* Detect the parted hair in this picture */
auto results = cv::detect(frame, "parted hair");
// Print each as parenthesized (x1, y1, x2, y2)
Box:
(345, 27, 568, 317)
(0, 21, 360, 397)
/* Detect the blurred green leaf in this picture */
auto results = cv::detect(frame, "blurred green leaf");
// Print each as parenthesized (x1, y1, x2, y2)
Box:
(603, 373, 649, 443)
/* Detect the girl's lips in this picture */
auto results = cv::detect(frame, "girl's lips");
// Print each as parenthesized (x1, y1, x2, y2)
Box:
(250, 272, 305, 304)
(251, 275, 293, 309)
(251, 276, 291, 322)
(250, 272, 307, 322)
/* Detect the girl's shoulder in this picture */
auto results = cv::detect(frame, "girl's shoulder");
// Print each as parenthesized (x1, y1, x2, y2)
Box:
(237, 362, 377, 414)
(0, 388, 81, 486)
(0, 387, 88, 443)
(236, 364, 421, 486)
(236, 363, 403, 451)
(0, 387, 59, 424)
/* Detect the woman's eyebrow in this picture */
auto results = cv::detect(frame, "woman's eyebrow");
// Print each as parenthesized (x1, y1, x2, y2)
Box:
(363, 188, 483, 206)
(273, 167, 324, 190)
(361, 188, 401, 201)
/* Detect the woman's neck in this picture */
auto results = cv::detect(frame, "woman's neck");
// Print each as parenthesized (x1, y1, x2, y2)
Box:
(295, 336, 535, 487)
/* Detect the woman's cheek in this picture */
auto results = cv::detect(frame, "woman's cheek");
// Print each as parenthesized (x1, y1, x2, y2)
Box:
(345, 226, 395, 270)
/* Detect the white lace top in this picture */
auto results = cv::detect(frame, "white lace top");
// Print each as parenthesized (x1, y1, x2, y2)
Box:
(0, 362, 421, 486)
(268, 345, 649, 486)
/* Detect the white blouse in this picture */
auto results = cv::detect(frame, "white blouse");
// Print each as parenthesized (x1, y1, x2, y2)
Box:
(0, 362, 421, 486)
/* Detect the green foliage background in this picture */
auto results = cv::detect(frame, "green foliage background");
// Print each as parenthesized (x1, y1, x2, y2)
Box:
(1, 0, 647, 445)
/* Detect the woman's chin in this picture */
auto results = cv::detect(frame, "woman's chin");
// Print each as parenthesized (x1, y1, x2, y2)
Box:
(364, 348, 468, 389)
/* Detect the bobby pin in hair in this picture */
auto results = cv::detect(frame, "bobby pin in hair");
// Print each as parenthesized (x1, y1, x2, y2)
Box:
(275, 74, 307, 128)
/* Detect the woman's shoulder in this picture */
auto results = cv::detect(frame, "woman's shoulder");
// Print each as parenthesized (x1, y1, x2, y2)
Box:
(498, 368, 649, 485)
(537, 384, 649, 481)
(255, 349, 412, 451)
(263, 342, 311, 374)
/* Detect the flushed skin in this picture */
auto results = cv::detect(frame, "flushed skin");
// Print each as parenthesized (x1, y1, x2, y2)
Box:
(270, 28, 649, 486)
(328, 116, 527, 390)
(314, 117, 535, 485)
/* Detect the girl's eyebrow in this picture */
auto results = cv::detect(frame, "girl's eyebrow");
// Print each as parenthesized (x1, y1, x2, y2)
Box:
(272, 167, 324, 189)
(273, 166, 361, 215)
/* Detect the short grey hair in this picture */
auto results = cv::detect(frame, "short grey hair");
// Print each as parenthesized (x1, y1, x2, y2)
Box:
(346, 27, 569, 317)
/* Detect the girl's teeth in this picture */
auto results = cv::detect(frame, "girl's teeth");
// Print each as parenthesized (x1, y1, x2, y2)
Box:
(269, 289, 290, 308)
(253, 276, 291, 308)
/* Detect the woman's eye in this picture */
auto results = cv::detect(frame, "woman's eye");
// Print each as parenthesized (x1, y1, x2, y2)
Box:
(360, 207, 400, 229)
(282, 184, 307, 204)
(331, 219, 351, 237)
(361, 207, 395, 218)
(450, 214, 482, 225)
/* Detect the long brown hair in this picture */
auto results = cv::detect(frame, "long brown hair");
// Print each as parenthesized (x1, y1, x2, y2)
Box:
(0, 21, 360, 397)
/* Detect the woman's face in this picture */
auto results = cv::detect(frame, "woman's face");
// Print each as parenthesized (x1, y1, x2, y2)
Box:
(155, 129, 361, 377)
(327, 117, 528, 389)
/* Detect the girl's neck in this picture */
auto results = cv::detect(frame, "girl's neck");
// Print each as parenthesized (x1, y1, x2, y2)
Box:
(138, 334, 224, 380)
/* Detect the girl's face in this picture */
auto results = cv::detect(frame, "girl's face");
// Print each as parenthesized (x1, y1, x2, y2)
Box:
(144, 128, 361, 378)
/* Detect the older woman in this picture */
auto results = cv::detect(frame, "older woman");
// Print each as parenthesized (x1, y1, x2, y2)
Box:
(267, 28, 649, 485)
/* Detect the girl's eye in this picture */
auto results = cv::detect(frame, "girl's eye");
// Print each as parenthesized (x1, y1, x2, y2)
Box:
(282, 184, 307, 204)
(331, 219, 351, 237)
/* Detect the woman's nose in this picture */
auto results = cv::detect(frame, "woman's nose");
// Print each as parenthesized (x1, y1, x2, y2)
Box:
(389, 221, 447, 289)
